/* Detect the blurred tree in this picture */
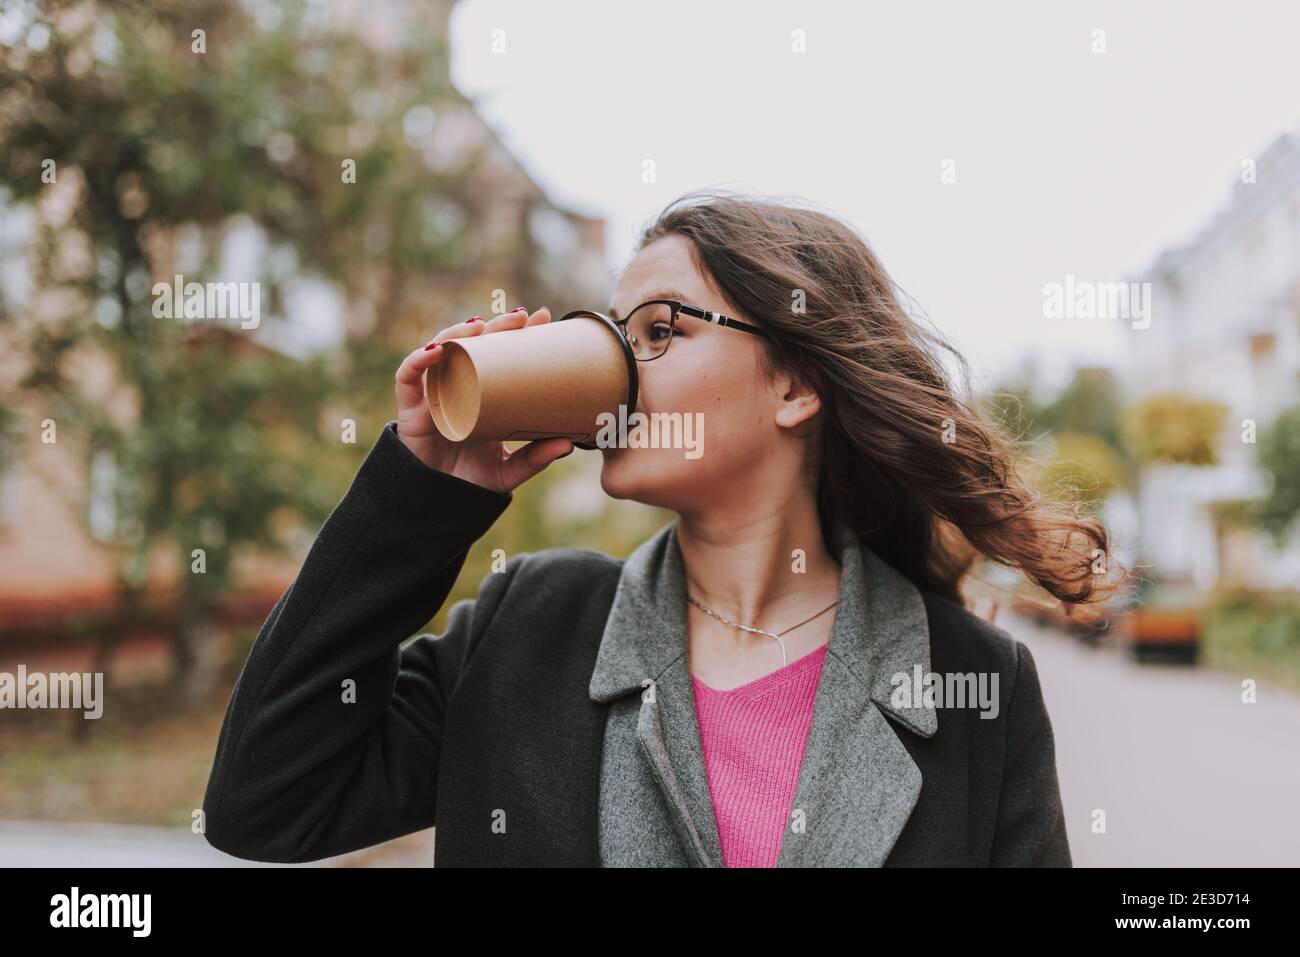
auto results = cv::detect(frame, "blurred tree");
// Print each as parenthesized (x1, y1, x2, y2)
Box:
(1118, 393, 1227, 580)
(1120, 394, 1227, 466)
(1039, 367, 1124, 458)
(1032, 431, 1126, 509)
(0, 0, 480, 700)
(1251, 404, 1300, 543)
(981, 367, 1128, 498)
(980, 382, 1045, 443)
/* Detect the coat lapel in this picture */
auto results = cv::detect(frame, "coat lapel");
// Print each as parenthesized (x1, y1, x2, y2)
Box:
(588, 519, 725, 866)
(775, 524, 938, 866)
(634, 666, 723, 866)
(589, 519, 937, 867)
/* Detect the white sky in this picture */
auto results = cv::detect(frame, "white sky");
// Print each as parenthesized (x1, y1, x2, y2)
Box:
(448, 0, 1300, 392)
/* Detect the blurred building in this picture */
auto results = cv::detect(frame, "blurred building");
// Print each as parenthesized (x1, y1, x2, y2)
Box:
(1128, 130, 1300, 590)
(330, 0, 611, 345)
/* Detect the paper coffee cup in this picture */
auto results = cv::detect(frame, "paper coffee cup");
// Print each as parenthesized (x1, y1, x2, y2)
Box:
(423, 312, 638, 448)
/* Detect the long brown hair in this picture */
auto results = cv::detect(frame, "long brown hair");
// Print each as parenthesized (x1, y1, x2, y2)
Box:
(637, 189, 1118, 606)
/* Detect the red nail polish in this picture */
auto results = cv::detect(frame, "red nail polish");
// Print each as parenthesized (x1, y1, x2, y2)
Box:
(424, 341, 440, 350)
(467, 316, 482, 323)
(513, 306, 527, 312)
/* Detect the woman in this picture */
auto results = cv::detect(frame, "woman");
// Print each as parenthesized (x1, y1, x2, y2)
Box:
(202, 190, 1115, 867)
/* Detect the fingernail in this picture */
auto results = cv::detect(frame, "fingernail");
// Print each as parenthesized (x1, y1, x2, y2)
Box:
(424, 340, 440, 351)
(513, 306, 527, 312)
(467, 316, 482, 323)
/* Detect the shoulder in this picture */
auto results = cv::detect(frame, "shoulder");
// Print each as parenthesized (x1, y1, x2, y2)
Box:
(918, 589, 1028, 690)
(475, 544, 624, 619)
(918, 590, 1059, 739)
(502, 545, 623, 586)
(454, 545, 625, 671)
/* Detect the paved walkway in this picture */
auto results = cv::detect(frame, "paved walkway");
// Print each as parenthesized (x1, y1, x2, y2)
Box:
(1010, 613, 1300, 866)
(0, 820, 435, 867)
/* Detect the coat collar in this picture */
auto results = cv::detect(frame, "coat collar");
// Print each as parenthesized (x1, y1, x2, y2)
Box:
(589, 517, 937, 866)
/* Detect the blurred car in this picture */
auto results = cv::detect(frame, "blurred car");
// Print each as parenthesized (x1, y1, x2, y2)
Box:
(1110, 577, 1203, 664)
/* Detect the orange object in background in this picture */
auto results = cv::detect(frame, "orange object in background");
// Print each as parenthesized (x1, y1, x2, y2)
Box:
(1116, 607, 1202, 663)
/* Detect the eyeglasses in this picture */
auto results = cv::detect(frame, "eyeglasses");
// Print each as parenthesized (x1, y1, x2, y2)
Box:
(563, 299, 770, 362)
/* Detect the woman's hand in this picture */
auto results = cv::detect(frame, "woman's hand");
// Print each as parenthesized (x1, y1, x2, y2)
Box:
(394, 306, 576, 493)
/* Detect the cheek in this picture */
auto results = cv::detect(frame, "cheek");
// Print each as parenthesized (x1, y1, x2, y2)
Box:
(638, 362, 707, 414)
(639, 349, 752, 416)
(685, 362, 767, 445)
(633, 361, 768, 463)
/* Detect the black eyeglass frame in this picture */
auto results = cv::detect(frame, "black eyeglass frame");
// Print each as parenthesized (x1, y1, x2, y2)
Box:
(614, 299, 771, 362)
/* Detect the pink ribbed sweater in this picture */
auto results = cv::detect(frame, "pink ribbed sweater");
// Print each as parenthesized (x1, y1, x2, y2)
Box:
(690, 643, 829, 868)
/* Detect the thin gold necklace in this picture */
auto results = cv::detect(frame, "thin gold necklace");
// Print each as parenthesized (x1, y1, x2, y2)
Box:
(686, 594, 839, 667)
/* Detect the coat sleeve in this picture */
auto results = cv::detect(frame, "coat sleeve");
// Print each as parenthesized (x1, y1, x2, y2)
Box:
(988, 639, 1073, 867)
(201, 422, 517, 863)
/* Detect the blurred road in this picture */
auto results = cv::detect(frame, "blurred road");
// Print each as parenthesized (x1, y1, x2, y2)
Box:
(1010, 613, 1300, 866)
(0, 821, 435, 867)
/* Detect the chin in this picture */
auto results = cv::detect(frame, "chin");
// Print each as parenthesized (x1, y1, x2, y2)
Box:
(597, 446, 643, 502)
(598, 446, 692, 510)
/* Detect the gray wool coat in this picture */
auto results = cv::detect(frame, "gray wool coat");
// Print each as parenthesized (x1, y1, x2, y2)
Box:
(202, 423, 1073, 867)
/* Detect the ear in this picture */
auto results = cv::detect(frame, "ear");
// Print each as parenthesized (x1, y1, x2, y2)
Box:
(773, 369, 822, 430)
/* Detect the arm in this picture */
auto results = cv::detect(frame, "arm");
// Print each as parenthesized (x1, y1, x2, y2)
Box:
(202, 422, 517, 863)
(988, 639, 1073, 867)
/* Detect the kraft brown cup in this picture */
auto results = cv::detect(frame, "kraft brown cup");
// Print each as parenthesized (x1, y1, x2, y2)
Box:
(423, 312, 638, 449)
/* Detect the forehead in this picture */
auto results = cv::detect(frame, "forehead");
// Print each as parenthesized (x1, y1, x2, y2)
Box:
(609, 236, 709, 317)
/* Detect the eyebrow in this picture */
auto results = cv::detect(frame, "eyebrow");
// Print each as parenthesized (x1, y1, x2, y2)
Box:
(607, 289, 692, 321)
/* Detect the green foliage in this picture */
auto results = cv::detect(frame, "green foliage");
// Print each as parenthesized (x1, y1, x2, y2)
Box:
(0, 1, 669, 703)
(980, 384, 1043, 442)
(1040, 367, 1124, 454)
(1036, 431, 1126, 508)
(0, 404, 18, 470)
(982, 367, 1130, 505)
(1250, 404, 1300, 543)
(1120, 393, 1227, 466)
(982, 368, 1122, 447)
(1203, 589, 1300, 693)
(0, 1, 483, 691)
(2, 0, 466, 278)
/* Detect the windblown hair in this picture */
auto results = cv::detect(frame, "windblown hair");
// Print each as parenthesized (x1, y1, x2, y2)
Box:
(637, 189, 1119, 606)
